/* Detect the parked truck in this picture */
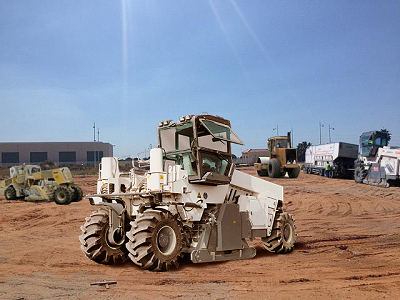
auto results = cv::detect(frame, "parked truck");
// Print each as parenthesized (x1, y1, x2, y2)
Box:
(354, 130, 400, 187)
(254, 132, 300, 178)
(80, 114, 297, 272)
(304, 142, 359, 178)
(0, 165, 82, 204)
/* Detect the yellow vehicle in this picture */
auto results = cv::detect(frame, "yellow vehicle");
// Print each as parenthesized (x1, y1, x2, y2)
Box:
(0, 165, 82, 205)
(254, 132, 300, 178)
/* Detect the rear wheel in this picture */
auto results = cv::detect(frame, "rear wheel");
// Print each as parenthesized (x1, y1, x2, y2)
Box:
(354, 165, 367, 183)
(268, 159, 281, 178)
(262, 212, 296, 254)
(288, 167, 300, 178)
(5, 186, 17, 200)
(54, 186, 71, 205)
(126, 209, 183, 272)
(71, 184, 83, 202)
(79, 209, 128, 264)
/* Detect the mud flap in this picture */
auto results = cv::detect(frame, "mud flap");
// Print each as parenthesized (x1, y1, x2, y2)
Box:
(190, 203, 256, 263)
(363, 163, 389, 187)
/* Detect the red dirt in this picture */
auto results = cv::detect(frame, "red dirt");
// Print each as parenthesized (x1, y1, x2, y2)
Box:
(1, 170, 400, 299)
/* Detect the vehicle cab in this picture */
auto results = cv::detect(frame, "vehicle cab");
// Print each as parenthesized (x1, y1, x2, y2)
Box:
(157, 114, 244, 185)
(359, 131, 389, 158)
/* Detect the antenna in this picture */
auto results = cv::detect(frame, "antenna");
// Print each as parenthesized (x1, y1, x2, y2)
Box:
(98, 127, 100, 142)
(93, 122, 96, 142)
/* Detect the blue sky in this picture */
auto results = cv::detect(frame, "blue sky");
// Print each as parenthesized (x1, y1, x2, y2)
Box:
(0, 0, 399, 157)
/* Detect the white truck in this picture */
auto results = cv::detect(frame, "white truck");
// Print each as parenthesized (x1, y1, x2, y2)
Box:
(79, 114, 296, 272)
(304, 142, 359, 178)
(354, 130, 400, 187)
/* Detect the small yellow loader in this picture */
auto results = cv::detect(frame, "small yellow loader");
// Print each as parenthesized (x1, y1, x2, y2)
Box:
(0, 165, 82, 205)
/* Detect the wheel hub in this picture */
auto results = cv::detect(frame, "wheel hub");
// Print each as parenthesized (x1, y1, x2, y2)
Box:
(283, 224, 291, 242)
(157, 226, 176, 255)
(158, 232, 169, 248)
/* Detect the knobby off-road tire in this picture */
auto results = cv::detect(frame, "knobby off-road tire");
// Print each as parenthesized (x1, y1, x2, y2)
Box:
(5, 186, 17, 200)
(262, 212, 296, 254)
(288, 167, 300, 178)
(79, 208, 128, 265)
(354, 165, 367, 184)
(268, 158, 281, 178)
(54, 186, 71, 205)
(71, 184, 83, 202)
(126, 209, 183, 272)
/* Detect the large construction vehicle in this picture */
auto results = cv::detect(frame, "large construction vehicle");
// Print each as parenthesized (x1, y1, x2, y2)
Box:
(304, 142, 359, 178)
(0, 165, 83, 204)
(254, 132, 300, 178)
(354, 130, 400, 187)
(79, 114, 296, 271)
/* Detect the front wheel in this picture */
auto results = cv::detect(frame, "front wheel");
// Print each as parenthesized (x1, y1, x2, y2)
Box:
(54, 186, 71, 205)
(268, 158, 281, 178)
(79, 209, 128, 264)
(126, 209, 183, 272)
(5, 186, 17, 200)
(262, 212, 296, 254)
(354, 165, 367, 183)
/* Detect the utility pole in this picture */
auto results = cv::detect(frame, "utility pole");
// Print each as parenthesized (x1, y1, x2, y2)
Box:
(319, 122, 324, 144)
(329, 125, 335, 143)
(93, 122, 96, 142)
(97, 128, 100, 142)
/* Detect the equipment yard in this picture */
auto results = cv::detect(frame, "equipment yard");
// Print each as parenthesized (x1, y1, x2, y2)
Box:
(0, 169, 399, 299)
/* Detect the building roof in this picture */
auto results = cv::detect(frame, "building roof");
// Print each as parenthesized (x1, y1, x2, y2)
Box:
(242, 149, 269, 154)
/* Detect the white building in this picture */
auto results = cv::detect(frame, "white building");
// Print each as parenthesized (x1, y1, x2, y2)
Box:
(234, 149, 270, 165)
(0, 142, 113, 167)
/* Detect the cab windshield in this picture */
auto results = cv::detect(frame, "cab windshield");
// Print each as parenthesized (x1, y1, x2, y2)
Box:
(159, 123, 194, 152)
(275, 139, 288, 148)
(202, 152, 230, 176)
(360, 132, 388, 156)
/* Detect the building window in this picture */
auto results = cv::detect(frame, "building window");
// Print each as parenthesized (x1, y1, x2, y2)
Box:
(87, 151, 94, 162)
(2, 152, 19, 164)
(30, 152, 48, 163)
(59, 151, 76, 163)
(87, 151, 103, 163)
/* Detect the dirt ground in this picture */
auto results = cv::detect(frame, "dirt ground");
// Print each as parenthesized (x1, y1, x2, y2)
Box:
(1, 169, 400, 299)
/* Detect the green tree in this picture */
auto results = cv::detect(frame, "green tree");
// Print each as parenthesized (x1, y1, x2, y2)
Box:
(297, 141, 312, 162)
(380, 128, 392, 143)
